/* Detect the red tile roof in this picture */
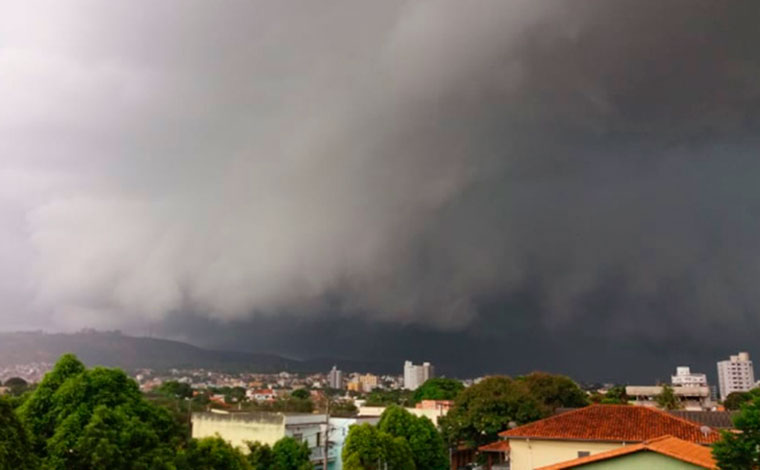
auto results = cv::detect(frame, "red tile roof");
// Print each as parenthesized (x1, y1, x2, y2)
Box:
(537, 435, 717, 469)
(478, 440, 510, 452)
(500, 405, 719, 444)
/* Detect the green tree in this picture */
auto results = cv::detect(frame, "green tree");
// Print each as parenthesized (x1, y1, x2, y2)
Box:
(601, 386, 629, 405)
(271, 436, 312, 470)
(655, 384, 681, 410)
(343, 423, 414, 470)
(378, 405, 448, 470)
(713, 390, 760, 470)
(439, 376, 544, 448)
(18, 354, 181, 470)
(0, 396, 35, 470)
(412, 378, 464, 403)
(176, 436, 250, 470)
(365, 389, 414, 407)
(291, 388, 311, 400)
(158, 381, 193, 399)
(3, 377, 29, 396)
(724, 391, 752, 411)
(246, 441, 273, 470)
(518, 372, 589, 410)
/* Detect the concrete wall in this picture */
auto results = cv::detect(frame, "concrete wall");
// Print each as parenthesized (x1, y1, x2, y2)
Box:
(508, 439, 624, 470)
(192, 411, 286, 450)
(572, 451, 706, 470)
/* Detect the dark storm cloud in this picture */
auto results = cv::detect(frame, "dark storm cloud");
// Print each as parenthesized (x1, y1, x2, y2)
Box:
(2, 0, 760, 371)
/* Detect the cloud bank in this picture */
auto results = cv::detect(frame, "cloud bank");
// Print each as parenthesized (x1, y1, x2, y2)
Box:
(2, 1, 760, 345)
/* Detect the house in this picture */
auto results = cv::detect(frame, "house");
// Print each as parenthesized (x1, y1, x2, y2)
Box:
(536, 435, 716, 470)
(191, 410, 377, 470)
(478, 440, 510, 470)
(499, 405, 720, 470)
(247, 388, 276, 402)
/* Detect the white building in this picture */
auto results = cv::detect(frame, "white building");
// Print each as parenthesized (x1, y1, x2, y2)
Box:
(671, 366, 707, 387)
(403, 360, 434, 390)
(717, 351, 756, 400)
(327, 366, 343, 390)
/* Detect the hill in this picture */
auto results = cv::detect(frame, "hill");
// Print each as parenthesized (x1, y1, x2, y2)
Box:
(0, 330, 393, 374)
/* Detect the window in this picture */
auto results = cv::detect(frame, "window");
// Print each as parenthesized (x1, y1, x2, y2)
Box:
(578, 451, 590, 458)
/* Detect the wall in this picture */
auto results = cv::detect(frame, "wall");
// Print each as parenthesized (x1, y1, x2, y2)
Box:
(508, 439, 623, 470)
(572, 451, 706, 470)
(191, 411, 286, 450)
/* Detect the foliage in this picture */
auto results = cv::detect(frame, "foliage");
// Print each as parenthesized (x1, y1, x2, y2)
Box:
(713, 390, 760, 470)
(724, 391, 752, 411)
(599, 386, 629, 404)
(439, 376, 545, 448)
(3, 377, 30, 396)
(291, 388, 311, 400)
(271, 436, 313, 470)
(176, 436, 250, 470)
(18, 354, 181, 470)
(330, 399, 358, 418)
(246, 441, 273, 470)
(378, 405, 448, 470)
(412, 378, 464, 403)
(0, 396, 35, 470)
(654, 384, 681, 410)
(517, 372, 589, 410)
(343, 423, 415, 470)
(158, 381, 193, 399)
(364, 389, 414, 407)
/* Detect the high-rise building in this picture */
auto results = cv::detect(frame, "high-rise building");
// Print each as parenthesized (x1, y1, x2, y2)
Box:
(671, 366, 707, 387)
(403, 360, 434, 390)
(328, 365, 343, 390)
(717, 352, 755, 400)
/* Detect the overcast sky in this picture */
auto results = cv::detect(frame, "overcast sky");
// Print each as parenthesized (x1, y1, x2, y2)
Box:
(2, 0, 760, 381)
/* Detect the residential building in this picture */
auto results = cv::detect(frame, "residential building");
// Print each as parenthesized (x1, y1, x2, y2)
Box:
(327, 366, 343, 390)
(403, 360, 434, 390)
(498, 405, 719, 470)
(537, 435, 716, 470)
(358, 373, 378, 393)
(478, 440, 510, 470)
(191, 410, 377, 470)
(625, 385, 713, 411)
(672, 367, 708, 387)
(247, 388, 276, 402)
(192, 411, 328, 465)
(668, 410, 737, 430)
(717, 352, 755, 400)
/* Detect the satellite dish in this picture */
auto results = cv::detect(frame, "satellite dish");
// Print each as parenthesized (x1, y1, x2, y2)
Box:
(700, 425, 711, 436)
(508, 421, 518, 429)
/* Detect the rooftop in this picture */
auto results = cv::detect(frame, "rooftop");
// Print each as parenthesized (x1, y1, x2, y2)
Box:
(536, 435, 716, 470)
(500, 405, 719, 444)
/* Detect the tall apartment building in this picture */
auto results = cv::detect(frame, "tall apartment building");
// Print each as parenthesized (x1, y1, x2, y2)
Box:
(717, 352, 755, 400)
(403, 360, 434, 390)
(328, 365, 343, 390)
(671, 366, 707, 387)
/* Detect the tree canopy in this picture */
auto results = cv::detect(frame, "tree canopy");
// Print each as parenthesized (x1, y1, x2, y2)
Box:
(176, 436, 250, 470)
(342, 423, 415, 470)
(713, 389, 760, 470)
(17, 354, 181, 470)
(378, 405, 448, 470)
(517, 372, 589, 410)
(724, 391, 753, 411)
(654, 384, 681, 410)
(157, 380, 193, 399)
(0, 396, 35, 470)
(412, 378, 464, 403)
(246, 437, 312, 470)
(439, 376, 546, 447)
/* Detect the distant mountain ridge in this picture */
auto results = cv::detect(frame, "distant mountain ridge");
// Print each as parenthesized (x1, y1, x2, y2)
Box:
(0, 331, 395, 374)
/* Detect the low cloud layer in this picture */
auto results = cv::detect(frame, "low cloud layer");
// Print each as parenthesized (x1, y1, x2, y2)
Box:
(3, 0, 760, 355)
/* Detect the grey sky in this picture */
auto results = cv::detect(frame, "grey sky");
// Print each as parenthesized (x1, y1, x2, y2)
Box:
(2, 0, 760, 378)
